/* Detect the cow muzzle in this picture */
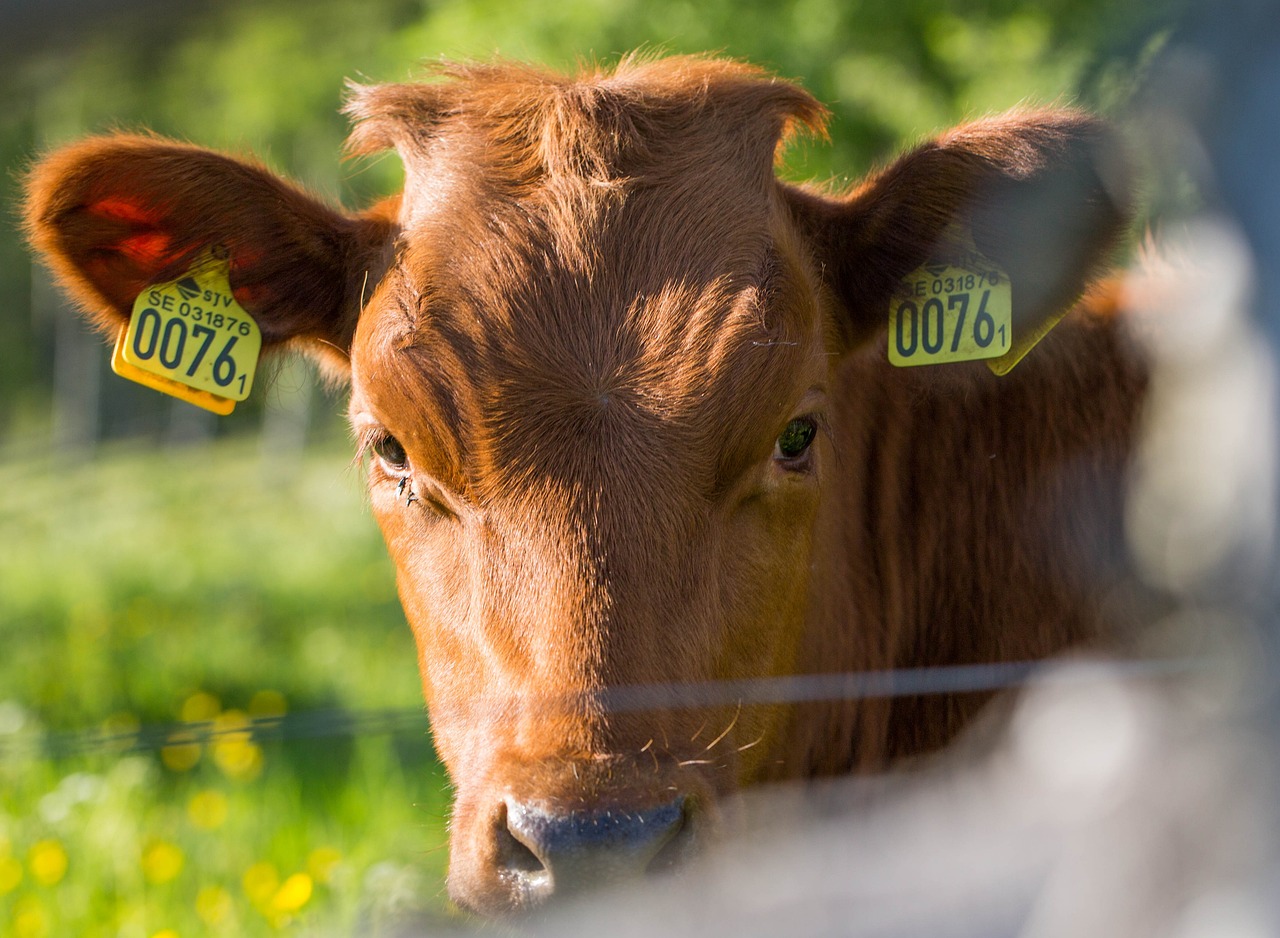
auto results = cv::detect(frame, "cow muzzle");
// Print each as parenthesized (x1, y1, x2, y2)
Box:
(447, 759, 715, 915)
(497, 796, 690, 903)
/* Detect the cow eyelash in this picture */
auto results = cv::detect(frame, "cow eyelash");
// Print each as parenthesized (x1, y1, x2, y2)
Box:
(773, 413, 826, 472)
(356, 427, 460, 519)
(357, 427, 410, 473)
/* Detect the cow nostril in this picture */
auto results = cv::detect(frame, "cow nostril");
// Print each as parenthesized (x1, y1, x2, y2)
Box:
(495, 802, 549, 879)
(498, 824, 544, 874)
(500, 796, 688, 901)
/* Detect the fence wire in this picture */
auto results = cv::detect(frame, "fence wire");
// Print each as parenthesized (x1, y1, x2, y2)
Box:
(0, 656, 1203, 762)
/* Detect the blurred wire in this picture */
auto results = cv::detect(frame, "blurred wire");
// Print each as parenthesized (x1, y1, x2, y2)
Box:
(0, 657, 1201, 762)
(532, 660, 1278, 938)
(0, 707, 429, 761)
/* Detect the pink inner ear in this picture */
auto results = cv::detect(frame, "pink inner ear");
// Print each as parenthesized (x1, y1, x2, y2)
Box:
(88, 196, 161, 225)
(117, 231, 174, 267)
(231, 283, 270, 309)
(86, 196, 175, 270)
(229, 249, 272, 310)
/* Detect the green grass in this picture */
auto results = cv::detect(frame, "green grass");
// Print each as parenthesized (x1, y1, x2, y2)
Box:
(0, 436, 459, 936)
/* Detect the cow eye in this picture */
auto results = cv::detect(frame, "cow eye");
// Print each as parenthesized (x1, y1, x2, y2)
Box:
(372, 432, 409, 471)
(775, 417, 817, 464)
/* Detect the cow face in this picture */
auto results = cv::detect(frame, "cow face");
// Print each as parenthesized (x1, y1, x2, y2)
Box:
(344, 68, 833, 911)
(24, 56, 1127, 916)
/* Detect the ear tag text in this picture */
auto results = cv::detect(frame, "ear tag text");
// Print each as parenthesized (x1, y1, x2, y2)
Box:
(112, 246, 262, 415)
(889, 249, 1012, 368)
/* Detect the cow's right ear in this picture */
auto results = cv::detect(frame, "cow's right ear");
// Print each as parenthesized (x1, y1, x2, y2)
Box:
(788, 110, 1131, 350)
(23, 134, 397, 377)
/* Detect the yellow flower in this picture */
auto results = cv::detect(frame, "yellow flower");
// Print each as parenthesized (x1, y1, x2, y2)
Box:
(272, 873, 313, 913)
(247, 690, 287, 719)
(181, 691, 221, 723)
(215, 710, 249, 733)
(187, 790, 229, 830)
(28, 840, 67, 887)
(161, 692, 220, 773)
(160, 730, 201, 772)
(306, 846, 342, 885)
(150, 931, 179, 938)
(213, 739, 262, 780)
(196, 885, 233, 926)
(141, 840, 184, 885)
(13, 896, 48, 938)
(0, 855, 23, 894)
(242, 861, 279, 908)
(212, 711, 262, 781)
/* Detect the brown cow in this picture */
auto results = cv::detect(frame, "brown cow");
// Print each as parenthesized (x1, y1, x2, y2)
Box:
(24, 56, 1143, 915)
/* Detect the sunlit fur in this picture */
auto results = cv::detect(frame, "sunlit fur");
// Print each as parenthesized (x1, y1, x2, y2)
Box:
(24, 54, 1143, 915)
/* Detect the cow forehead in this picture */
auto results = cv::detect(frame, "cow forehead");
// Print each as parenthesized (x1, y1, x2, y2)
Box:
(345, 56, 827, 284)
(348, 59, 829, 500)
(351, 195, 823, 503)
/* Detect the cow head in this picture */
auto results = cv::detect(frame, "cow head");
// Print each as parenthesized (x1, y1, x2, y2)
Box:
(24, 57, 1128, 915)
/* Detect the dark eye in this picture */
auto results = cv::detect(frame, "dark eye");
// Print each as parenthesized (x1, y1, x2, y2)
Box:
(372, 432, 409, 471)
(775, 417, 817, 464)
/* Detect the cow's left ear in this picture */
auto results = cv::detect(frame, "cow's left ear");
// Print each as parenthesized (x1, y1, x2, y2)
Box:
(787, 110, 1131, 348)
(23, 134, 397, 377)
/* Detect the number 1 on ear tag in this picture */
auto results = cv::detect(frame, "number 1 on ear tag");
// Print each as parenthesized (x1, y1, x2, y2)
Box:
(112, 245, 262, 415)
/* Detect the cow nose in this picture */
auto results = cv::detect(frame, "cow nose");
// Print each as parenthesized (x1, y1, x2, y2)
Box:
(498, 797, 688, 903)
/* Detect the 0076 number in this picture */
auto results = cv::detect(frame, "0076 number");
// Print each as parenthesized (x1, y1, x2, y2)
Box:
(128, 308, 247, 394)
(894, 289, 1005, 360)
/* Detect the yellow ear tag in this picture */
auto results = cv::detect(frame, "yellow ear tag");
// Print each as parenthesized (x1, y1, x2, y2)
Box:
(888, 242, 1012, 368)
(111, 246, 262, 415)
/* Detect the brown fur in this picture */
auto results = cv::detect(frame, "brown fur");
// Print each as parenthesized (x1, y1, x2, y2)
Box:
(22, 54, 1142, 915)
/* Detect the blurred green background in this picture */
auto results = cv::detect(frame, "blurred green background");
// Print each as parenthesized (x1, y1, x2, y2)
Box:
(0, 0, 1183, 935)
